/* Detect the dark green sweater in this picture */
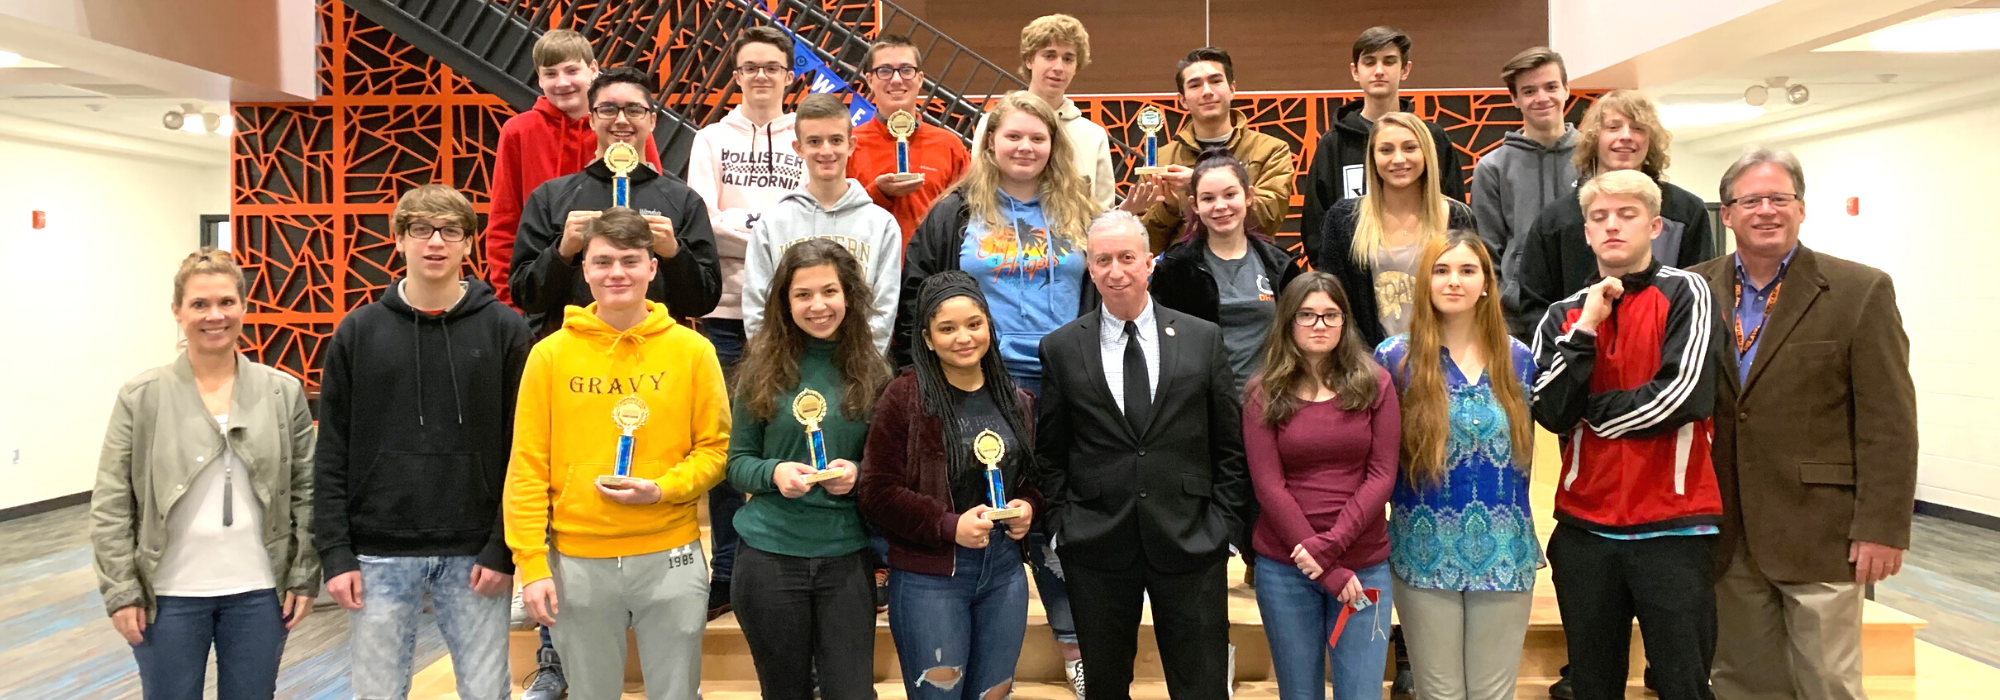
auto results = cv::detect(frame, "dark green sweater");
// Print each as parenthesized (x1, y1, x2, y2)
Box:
(726, 339, 871, 558)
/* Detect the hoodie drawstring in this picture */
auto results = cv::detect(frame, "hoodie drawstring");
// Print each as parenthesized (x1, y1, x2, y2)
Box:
(441, 320, 465, 425)
(412, 310, 426, 427)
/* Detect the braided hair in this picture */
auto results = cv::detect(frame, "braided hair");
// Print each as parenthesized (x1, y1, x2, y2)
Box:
(909, 271, 1039, 484)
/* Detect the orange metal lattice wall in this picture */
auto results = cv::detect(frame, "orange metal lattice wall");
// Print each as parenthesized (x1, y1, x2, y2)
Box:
(234, 0, 1596, 387)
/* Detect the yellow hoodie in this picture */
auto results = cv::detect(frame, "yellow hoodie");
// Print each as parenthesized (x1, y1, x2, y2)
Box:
(505, 301, 730, 583)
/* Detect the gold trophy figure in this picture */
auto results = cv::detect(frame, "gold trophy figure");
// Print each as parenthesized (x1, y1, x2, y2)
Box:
(794, 388, 847, 484)
(1134, 105, 1168, 176)
(604, 140, 641, 208)
(597, 394, 650, 488)
(976, 429, 1023, 520)
(886, 110, 921, 182)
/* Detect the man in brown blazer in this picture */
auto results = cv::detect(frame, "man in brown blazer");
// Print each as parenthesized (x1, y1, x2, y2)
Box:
(1691, 149, 1917, 700)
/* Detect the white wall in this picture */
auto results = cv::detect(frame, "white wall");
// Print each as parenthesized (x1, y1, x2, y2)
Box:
(0, 137, 228, 511)
(1550, 0, 1784, 79)
(1679, 101, 2000, 517)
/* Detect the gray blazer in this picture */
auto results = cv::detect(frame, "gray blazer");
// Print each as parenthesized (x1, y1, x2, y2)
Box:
(90, 353, 320, 617)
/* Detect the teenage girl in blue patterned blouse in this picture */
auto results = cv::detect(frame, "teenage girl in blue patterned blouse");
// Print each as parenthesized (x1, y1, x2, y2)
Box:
(1374, 229, 1543, 700)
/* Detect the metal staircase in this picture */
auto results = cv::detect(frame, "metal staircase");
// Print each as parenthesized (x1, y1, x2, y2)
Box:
(341, 0, 1136, 178)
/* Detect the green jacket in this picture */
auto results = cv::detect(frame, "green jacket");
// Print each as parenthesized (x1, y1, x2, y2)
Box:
(90, 353, 320, 617)
(725, 340, 871, 558)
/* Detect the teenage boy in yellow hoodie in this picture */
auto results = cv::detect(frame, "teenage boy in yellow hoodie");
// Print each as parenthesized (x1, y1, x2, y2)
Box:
(506, 206, 730, 700)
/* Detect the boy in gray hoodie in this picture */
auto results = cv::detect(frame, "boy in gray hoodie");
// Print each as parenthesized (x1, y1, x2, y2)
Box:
(744, 93, 903, 356)
(1471, 47, 1580, 337)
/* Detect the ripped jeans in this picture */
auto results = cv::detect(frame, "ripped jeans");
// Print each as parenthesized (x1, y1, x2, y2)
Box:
(887, 541, 1029, 700)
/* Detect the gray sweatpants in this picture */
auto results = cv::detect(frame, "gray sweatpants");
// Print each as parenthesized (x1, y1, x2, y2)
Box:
(550, 542, 709, 700)
(1392, 573, 1535, 700)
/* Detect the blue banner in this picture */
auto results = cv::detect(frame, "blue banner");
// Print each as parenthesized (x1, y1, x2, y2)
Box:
(783, 29, 876, 126)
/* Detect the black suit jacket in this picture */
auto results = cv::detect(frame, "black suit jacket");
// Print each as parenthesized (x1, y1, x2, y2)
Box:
(1034, 304, 1250, 573)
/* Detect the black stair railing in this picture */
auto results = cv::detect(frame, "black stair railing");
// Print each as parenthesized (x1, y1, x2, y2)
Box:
(343, 0, 1138, 180)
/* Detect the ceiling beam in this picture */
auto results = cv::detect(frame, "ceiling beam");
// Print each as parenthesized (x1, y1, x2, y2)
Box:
(0, 110, 222, 165)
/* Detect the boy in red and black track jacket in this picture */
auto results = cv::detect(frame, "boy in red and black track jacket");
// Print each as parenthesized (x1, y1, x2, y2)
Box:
(1527, 170, 1726, 700)
(1531, 258, 1723, 533)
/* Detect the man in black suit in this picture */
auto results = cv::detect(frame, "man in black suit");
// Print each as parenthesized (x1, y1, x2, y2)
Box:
(1035, 210, 1251, 700)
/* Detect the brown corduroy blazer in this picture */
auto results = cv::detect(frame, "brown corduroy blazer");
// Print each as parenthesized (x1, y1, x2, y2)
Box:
(1691, 245, 1918, 584)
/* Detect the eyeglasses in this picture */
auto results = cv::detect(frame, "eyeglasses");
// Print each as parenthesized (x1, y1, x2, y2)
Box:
(1725, 193, 1799, 210)
(404, 223, 467, 241)
(1293, 311, 1345, 328)
(736, 64, 788, 78)
(867, 65, 920, 81)
(591, 103, 654, 120)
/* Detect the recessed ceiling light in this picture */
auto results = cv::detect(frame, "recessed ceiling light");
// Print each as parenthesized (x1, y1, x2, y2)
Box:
(1869, 11, 2000, 52)
(1658, 103, 1767, 128)
(0, 51, 21, 68)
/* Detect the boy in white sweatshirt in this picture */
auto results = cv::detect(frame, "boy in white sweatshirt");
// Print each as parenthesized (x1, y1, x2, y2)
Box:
(971, 14, 1116, 210)
(743, 93, 903, 357)
(684, 24, 805, 619)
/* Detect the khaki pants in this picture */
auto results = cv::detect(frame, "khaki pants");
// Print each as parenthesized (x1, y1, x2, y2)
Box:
(1392, 574, 1534, 700)
(1712, 548, 1866, 700)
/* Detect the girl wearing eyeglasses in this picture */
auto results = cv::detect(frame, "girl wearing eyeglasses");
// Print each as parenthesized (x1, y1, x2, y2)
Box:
(1242, 271, 1400, 700)
(1374, 230, 1540, 700)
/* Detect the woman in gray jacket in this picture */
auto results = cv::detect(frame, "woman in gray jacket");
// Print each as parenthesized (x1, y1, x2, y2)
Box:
(91, 249, 319, 700)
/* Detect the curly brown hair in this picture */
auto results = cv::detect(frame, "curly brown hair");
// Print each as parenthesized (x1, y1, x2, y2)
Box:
(735, 238, 892, 421)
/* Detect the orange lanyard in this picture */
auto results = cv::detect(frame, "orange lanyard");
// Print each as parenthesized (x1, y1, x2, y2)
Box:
(1732, 280, 1782, 354)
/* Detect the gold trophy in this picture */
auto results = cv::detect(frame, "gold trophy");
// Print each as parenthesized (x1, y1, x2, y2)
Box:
(603, 140, 641, 207)
(1134, 105, 1168, 176)
(794, 388, 846, 484)
(885, 110, 921, 182)
(976, 429, 1023, 520)
(597, 394, 649, 488)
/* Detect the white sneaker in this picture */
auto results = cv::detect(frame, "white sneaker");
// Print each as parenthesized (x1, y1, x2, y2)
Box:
(509, 589, 532, 630)
(1065, 657, 1086, 700)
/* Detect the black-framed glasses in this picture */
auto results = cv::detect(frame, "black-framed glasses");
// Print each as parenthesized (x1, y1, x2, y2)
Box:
(1725, 193, 1799, 210)
(404, 223, 467, 241)
(867, 65, 920, 81)
(736, 64, 788, 78)
(591, 103, 654, 120)
(1293, 311, 1345, 328)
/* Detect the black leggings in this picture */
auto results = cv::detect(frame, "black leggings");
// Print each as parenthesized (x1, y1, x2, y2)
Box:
(732, 544, 878, 700)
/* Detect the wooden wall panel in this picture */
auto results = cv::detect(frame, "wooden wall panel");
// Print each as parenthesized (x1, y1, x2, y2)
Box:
(915, 0, 1548, 94)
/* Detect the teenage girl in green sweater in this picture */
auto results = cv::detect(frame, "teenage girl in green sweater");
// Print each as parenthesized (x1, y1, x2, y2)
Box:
(726, 238, 894, 700)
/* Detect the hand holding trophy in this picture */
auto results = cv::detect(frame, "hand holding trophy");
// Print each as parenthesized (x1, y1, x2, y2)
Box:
(977, 429, 1025, 521)
(796, 388, 847, 484)
(597, 394, 650, 490)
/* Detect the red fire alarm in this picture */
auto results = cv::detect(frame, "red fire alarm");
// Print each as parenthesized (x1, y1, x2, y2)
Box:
(1846, 197, 1860, 217)
(31, 210, 45, 229)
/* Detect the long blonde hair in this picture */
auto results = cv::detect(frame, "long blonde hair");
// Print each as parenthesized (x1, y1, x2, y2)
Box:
(1348, 112, 1450, 265)
(946, 91, 1099, 247)
(1395, 231, 1532, 488)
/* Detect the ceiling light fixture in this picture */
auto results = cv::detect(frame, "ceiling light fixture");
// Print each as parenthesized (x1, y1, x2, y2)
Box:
(1659, 103, 1767, 128)
(0, 50, 21, 68)
(1869, 11, 2000, 52)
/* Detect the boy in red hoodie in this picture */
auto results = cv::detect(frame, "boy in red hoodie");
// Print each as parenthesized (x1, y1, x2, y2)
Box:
(484, 30, 662, 310)
(845, 34, 970, 245)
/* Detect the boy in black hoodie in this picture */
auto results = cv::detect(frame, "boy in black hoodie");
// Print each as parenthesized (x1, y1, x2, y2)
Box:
(315, 184, 534, 700)
(1301, 25, 1466, 267)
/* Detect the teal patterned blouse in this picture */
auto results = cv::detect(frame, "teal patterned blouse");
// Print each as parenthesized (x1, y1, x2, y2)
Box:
(1375, 335, 1544, 592)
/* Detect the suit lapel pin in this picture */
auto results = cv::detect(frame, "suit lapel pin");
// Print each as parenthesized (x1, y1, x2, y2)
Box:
(1165, 326, 1176, 337)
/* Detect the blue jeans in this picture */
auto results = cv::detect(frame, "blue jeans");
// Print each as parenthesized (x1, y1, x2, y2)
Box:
(130, 589, 288, 700)
(350, 555, 510, 700)
(704, 318, 746, 584)
(887, 543, 1029, 700)
(1254, 557, 1395, 700)
(1026, 528, 1077, 645)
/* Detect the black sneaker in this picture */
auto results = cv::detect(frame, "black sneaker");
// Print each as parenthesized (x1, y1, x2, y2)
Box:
(1391, 627, 1413, 698)
(1548, 668, 1574, 700)
(707, 579, 732, 621)
(522, 647, 567, 700)
(874, 568, 890, 613)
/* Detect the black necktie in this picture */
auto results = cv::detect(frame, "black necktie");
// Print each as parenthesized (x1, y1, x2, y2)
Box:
(1122, 320, 1152, 436)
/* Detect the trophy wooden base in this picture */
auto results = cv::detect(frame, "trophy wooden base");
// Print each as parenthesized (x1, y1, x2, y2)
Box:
(1134, 166, 1168, 176)
(983, 506, 1025, 521)
(891, 172, 922, 182)
(802, 466, 848, 484)
(596, 474, 645, 488)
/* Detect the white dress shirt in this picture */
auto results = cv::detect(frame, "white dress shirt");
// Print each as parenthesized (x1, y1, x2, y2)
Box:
(1099, 300, 1161, 414)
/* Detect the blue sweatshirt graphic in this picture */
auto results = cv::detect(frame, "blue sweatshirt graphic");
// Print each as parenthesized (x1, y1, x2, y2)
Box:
(957, 190, 1084, 389)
